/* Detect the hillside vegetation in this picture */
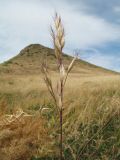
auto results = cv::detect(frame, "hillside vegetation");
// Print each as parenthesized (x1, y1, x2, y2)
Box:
(0, 44, 118, 75)
(0, 44, 119, 160)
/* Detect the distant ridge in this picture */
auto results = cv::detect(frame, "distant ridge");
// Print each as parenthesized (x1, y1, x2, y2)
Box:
(0, 44, 118, 75)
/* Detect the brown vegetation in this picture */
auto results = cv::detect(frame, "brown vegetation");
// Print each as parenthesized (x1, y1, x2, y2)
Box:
(0, 107, 50, 160)
(0, 74, 120, 159)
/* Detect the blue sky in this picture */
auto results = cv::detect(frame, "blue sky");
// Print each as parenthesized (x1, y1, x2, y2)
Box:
(0, 0, 120, 71)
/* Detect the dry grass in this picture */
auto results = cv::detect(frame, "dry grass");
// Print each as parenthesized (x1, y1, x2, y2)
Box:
(42, 13, 77, 160)
(0, 73, 119, 159)
(0, 106, 54, 160)
(63, 75, 120, 159)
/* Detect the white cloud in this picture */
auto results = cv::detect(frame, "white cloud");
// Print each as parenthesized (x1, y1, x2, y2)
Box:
(114, 6, 120, 13)
(0, 0, 120, 65)
(62, 12, 120, 49)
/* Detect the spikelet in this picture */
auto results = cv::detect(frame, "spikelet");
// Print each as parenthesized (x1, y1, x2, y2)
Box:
(51, 13, 65, 67)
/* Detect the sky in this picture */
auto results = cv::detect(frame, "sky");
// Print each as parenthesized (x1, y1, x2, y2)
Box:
(0, 0, 120, 71)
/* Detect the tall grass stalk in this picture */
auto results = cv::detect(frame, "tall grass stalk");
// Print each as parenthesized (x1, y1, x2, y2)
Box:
(42, 13, 77, 160)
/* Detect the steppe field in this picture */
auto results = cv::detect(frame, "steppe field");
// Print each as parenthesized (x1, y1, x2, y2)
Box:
(0, 44, 119, 160)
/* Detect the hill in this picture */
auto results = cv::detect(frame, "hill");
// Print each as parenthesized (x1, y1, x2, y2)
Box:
(0, 44, 118, 75)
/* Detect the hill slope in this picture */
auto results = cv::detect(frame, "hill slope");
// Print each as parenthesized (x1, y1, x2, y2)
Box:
(0, 44, 118, 75)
